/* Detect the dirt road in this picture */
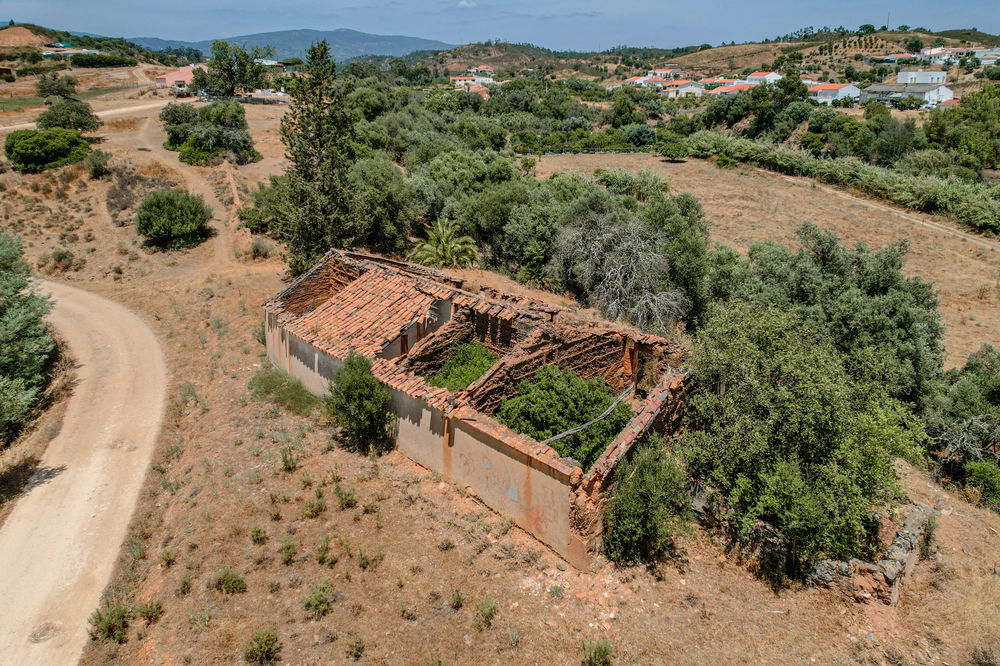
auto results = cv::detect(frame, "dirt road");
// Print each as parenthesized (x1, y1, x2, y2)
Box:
(0, 281, 167, 665)
(0, 99, 177, 134)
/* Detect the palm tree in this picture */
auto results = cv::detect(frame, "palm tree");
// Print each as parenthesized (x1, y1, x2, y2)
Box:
(408, 219, 478, 268)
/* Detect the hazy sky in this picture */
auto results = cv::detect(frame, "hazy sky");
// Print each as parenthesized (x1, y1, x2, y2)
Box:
(11, 0, 1000, 50)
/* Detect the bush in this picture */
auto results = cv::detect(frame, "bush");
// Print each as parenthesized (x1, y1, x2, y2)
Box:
(497, 365, 632, 471)
(134, 189, 212, 248)
(4, 128, 90, 173)
(161, 101, 260, 165)
(475, 596, 497, 630)
(87, 599, 132, 643)
(249, 365, 318, 415)
(0, 233, 54, 444)
(136, 599, 164, 624)
(965, 460, 1000, 508)
(159, 101, 199, 126)
(581, 639, 615, 666)
(603, 437, 690, 565)
(427, 342, 497, 391)
(302, 578, 334, 618)
(323, 352, 394, 455)
(244, 628, 281, 664)
(682, 303, 925, 573)
(70, 53, 137, 67)
(209, 566, 247, 594)
(82, 149, 111, 179)
(36, 99, 102, 133)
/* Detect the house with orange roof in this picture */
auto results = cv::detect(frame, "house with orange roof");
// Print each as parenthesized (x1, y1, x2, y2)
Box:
(154, 63, 208, 89)
(659, 79, 704, 98)
(264, 250, 689, 569)
(707, 83, 755, 96)
(747, 71, 782, 84)
(808, 83, 861, 104)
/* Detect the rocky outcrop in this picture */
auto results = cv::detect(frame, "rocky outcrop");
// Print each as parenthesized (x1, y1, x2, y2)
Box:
(809, 504, 934, 605)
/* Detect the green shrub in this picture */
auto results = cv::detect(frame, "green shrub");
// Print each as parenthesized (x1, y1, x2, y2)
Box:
(160, 102, 199, 126)
(134, 189, 212, 249)
(4, 128, 90, 173)
(474, 596, 497, 630)
(209, 566, 247, 594)
(346, 635, 365, 660)
(581, 639, 615, 665)
(136, 599, 164, 624)
(280, 538, 297, 565)
(82, 149, 111, 179)
(965, 460, 1000, 508)
(163, 101, 260, 165)
(249, 365, 318, 415)
(603, 437, 690, 565)
(244, 628, 281, 664)
(497, 365, 632, 471)
(88, 599, 132, 643)
(36, 99, 102, 133)
(250, 526, 268, 544)
(427, 342, 497, 391)
(0, 233, 54, 444)
(70, 53, 137, 67)
(301, 578, 334, 618)
(682, 303, 925, 573)
(324, 352, 395, 455)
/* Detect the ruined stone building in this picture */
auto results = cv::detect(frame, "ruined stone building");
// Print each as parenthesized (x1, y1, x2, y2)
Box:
(264, 250, 688, 568)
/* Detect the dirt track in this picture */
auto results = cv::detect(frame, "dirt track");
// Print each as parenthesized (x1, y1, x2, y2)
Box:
(0, 100, 175, 134)
(0, 281, 166, 664)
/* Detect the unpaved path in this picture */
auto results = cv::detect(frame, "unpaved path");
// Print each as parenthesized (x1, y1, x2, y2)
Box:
(0, 281, 167, 665)
(0, 100, 176, 134)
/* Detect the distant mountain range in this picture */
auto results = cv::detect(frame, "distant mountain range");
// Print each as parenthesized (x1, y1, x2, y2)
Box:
(127, 29, 454, 61)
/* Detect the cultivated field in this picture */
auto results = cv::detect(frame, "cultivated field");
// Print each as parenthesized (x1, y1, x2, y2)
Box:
(0, 102, 998, 664)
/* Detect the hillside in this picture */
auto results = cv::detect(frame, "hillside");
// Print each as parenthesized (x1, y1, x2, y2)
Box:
(130, 28, 455, 61)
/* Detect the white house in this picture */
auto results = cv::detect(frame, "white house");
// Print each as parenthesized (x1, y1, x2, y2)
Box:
(747, 71, 782, 84)
(860, 83, 955, 107)
(919, 47, 969, 65)
(897, 69, 947, 85)
(451, 75, 493, 89)
(659, 80, 704, 98)
(647, 68, 682, 79)
(807, 83, 861, 104)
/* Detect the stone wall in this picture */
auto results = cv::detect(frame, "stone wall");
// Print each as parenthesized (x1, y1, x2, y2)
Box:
(809, 505, 935, 605)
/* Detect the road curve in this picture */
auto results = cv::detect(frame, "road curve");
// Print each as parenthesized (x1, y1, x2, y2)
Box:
(0, 281, 167, 665)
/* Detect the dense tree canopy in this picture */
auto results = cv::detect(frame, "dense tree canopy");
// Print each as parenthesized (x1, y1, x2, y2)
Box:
(682, 303, 924, 570)
(0, 233, 54, 443)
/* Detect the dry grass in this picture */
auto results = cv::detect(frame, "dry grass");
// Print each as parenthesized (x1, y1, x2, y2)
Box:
(534, 152, 1000, 367)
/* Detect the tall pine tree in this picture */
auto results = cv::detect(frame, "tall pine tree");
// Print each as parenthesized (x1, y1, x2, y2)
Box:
(276, 41, 359, 274)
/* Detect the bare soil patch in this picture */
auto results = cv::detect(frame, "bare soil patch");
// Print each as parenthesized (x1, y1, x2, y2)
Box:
(0, 26, 47, 47)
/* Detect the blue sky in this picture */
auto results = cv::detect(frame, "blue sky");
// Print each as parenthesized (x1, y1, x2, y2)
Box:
(10, 0, 1000, 51)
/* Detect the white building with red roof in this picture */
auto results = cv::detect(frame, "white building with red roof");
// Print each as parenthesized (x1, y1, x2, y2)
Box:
(807, 83, 861, 104)
(747, 71, 782, 84)
(658, 79, 704, 98)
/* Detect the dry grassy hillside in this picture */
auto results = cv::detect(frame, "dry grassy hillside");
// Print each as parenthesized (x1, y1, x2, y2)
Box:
(1, 98, 998, 665)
